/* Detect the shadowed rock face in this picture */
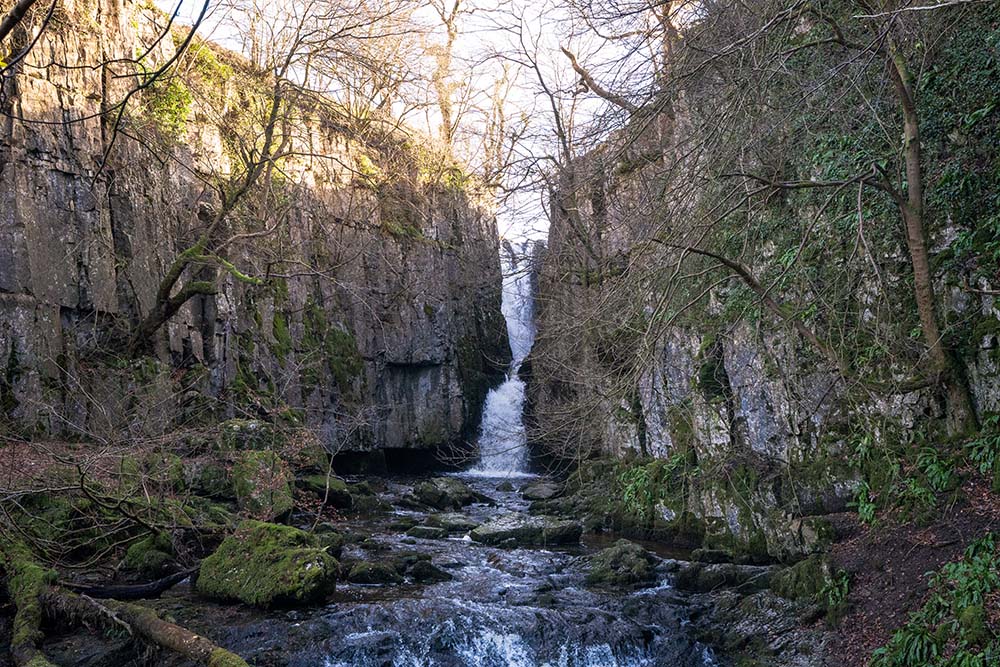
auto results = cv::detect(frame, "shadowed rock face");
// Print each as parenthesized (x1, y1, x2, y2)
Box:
(0, 0, 509, 453)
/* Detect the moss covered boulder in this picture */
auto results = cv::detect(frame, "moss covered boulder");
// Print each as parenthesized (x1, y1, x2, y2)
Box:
(233, 451, 294, 521)
(123, 533, 174, 577)
(470, 513, 582, 547)
(346, 561, 403, 585)
(217, 419, 283, 451)
(412, 477, 489, 510)
(197, 521, 337, 606)
(769, 555, 834, 601)
(296, 475, 353, 508)
(585, 540, 657, 587)
(425, 513, 479, 533)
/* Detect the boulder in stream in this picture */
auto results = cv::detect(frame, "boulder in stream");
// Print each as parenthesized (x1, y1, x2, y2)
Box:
(296, 474, 353, 508)
(197, 521, 338, 606)
(470, 513, 582, 547)
(412, 477, 491, 510)
(585, 540, 657, 587)
(425, 513, 480, 533)
(347, 561, 404, 585)
(520, 480, 562, 501)
(406, 525, 449, 540)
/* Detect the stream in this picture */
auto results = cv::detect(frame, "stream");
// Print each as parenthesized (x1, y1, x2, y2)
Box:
(48, 243, 721, 667)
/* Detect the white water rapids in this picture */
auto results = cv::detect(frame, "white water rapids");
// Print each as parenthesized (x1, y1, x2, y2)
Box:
(466, 240, 536, 478)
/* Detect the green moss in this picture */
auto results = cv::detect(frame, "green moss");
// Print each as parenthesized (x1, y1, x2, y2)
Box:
(197, 521, 338, 607)
(207, 648, 250, 667)
(300, 300, 363, 397)
(272, 311, 292, 365)
(770, 555, 833, 601)
(123, 533, 174, 576)
(232, 451, 294, 521)
(144, 74, 192, 141)
(217, 418, 282, 451)
(0, 339, 21, 417)
(585, 540, 656, 586)
(1, 539, 56, 660)
(297, 474, 352, 508)
(347, 561, 403, 585)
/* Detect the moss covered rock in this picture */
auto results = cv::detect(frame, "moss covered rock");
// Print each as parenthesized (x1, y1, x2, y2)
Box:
(123, 533, 174, 576)
(769, 555, 833, 601)
(409, 560, 453, 583)
(217, 419, 282, 451)
(346, 561, 403, 585)
(232, 451, 294, 521)
(197, 521, 337, 606)
(412, 477, 488, 510)
(193, 460, 234, 499)
(470, 513, 582, 546)
(296, 475, 352, 508)
(425, 513, 479, 533)
(585, 540, 657, 587)
(405, 525, 448, 540)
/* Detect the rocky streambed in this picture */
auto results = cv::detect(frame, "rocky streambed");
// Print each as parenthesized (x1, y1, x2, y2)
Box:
(34, 473, 829, 667)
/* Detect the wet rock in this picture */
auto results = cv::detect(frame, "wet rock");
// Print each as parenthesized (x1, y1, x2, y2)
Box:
(470, 513, 583, 547)
(296, 474, 353, 508)
(390, 516, 419, 531)
(673, 561, 775, 593)
(197, 521, 338, 606)
(347, 561, 403, 585)
(691, 548, 733, 564)
(315, 531, 346, 559)
(389, 551, 431, 572)
(521, 480, 562, 501)
(425, 513, 479, 533)
(409, 560, 453, 583)
(496, 481, 515, 492)
(412, 477, 491, 510)
(232, 450, 294, 521)
(406, 525, 449, 540)
(586, 540, 657, 587)
(352, 494, 392, 516)
(769, 555, 834, 601)
(192, 460, 234, 499)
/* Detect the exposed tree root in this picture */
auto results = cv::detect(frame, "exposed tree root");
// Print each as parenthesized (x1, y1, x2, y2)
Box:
(2, 541, 248, 667)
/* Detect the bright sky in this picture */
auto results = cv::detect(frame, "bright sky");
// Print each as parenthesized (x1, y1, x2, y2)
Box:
(153, 0, 621, 243)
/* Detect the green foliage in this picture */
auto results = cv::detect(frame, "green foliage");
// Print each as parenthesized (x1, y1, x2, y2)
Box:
(851, 482, 878, 525)
(143, 74, 192, 141)
(618, 454, 687, 521)
(272, 311, 292, 365)
(300, 300, 363, 397)
(871, 534, 1000, 667)
(966, 414, 1000, 476)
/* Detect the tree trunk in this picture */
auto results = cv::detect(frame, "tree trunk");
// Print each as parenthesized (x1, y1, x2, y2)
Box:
(886, 44, 978, 434)
(40, 589, 250, 667)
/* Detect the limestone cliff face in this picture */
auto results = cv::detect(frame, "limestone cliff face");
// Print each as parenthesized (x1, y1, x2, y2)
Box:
(527, 102, 1000, 562)
(0, 0, 510, 453)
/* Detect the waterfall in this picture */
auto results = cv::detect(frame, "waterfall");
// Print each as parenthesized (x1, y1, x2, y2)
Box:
(466, 240, 536, 478)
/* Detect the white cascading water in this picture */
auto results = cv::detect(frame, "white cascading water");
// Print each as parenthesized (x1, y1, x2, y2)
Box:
(466, 240, 536, 478)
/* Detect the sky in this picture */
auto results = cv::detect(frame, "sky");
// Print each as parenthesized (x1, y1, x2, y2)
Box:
(152, 0, 622, 244)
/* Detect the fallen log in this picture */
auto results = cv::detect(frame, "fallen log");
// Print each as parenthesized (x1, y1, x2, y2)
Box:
(61, 567, 197, 600)
(2, 539, 248, 667)
(40, 589, 249, 667)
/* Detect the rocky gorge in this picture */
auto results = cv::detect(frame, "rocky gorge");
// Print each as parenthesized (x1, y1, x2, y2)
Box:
(3, 1, 1000, 667)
